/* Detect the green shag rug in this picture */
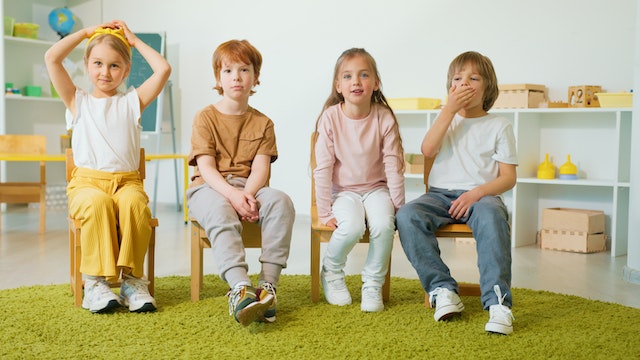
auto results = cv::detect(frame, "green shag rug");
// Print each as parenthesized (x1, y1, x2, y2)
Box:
(1, 275, 638, 360)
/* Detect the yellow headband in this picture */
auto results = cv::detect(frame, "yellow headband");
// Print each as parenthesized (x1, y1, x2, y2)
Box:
(85, 27, 131, 57)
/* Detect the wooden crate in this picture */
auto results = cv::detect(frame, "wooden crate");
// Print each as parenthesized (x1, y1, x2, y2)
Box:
(494, 84, 547, 109)
(568, 85, 601, 107)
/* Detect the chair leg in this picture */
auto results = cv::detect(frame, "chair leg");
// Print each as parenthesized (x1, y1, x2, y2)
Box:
(69, 218, 83, 307)
(310, 230, 321, 303)
(147, 219, 157, 297)
(382, 258, 391, 302)
(190, 222, 204, 302)
(39, 193, 46, 234)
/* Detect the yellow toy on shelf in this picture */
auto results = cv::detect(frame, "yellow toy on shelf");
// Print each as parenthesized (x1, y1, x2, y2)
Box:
(537, 153, 556, 179)
(559, 154, 578, 180)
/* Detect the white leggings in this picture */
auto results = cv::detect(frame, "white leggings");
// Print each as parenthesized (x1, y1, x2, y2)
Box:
(323, 188, 396, 287)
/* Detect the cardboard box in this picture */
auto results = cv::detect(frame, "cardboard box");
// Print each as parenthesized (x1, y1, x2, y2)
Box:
(404, 153, 424, 174)
(388, 98, 441, 110)
(494, 84, 547, 109)
(540, 208, 606, 253)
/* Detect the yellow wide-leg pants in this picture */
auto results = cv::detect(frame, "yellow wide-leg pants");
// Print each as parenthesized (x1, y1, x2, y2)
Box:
(67, 167, 152, 281)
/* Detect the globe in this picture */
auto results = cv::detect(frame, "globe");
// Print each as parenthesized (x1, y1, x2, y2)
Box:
(48, 7, 76, 38)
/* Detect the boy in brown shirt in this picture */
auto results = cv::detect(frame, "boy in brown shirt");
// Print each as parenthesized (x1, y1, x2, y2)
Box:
(187, 39, 295, 326)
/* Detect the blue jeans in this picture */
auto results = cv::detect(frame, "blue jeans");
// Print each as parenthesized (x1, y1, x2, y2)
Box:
(396, 187, 512, 309)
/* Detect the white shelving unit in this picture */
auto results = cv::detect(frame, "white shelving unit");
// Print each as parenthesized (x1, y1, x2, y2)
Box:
(1, 0, 101, 183)
(396, 108, 632, 257)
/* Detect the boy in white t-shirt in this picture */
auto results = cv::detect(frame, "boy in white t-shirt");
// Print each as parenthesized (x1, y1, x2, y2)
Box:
(396, 51, 518, 335)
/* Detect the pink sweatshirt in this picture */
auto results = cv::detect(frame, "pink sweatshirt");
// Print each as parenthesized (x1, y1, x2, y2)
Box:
(314, 103, 405, 224)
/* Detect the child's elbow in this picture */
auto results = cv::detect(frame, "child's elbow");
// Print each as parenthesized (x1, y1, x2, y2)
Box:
(160, 63, 172, 79)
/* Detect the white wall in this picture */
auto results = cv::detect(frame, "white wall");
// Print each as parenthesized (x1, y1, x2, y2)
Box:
(102, 0, 636, 216)
(626, 2, 640, 281)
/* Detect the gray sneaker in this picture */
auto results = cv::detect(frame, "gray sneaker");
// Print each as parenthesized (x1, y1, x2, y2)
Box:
(82, 277, 120, 313)
(485, 285, 514, 335)
(428, 287, 464, 321)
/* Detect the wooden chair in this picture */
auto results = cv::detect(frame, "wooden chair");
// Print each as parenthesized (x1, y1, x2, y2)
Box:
(310, 133, 391, 303)
(424, 156, 481, 307)
(66, 148, 158, 307)
(0, 134, 47, 234)
(190, 220, 263, 302)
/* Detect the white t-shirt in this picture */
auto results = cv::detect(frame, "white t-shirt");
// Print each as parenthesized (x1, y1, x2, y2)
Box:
(429, 113, 518, 191)
(65, 87, 141, 172)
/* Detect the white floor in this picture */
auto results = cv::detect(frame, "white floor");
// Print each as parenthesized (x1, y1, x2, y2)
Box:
(1, 204, 639, 309)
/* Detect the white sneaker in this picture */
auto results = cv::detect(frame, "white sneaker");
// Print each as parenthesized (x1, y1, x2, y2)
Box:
(428, 287, 464, 321)
(321, 268, 352, 306)
(82, 277, 120, 313)
(485, 285, 514, 335)
(361, 286, 384, 312)
(120, 275, 156, 312)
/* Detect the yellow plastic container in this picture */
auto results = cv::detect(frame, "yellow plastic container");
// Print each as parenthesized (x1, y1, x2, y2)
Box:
(388, 98, 442, 110)
(537, 153, 556, 179)
(13, 22, 39, 39)
(559, 155, 578, 180)
(595, 92, 633, 108)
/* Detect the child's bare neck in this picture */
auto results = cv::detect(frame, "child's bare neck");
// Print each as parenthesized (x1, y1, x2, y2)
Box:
(458, 107, 488, 118)
(341, 102, 370, 120)
(215, 98, 249, 115)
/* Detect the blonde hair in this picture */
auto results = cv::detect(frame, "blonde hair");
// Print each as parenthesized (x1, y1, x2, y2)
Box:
(447, 51, 499, 111)
(84, 33, 132, 68)
(212, 39, 262, 95)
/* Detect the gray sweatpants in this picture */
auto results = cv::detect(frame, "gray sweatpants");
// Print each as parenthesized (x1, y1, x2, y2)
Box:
(187, 177, 295, 288)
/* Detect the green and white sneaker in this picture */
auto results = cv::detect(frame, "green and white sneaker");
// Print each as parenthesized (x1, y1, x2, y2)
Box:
(257, 282, 277, 323)
(227, 284, 274, 326)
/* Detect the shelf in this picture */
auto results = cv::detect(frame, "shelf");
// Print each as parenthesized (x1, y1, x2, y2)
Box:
(394, 106, 631, 257)
(404, 173, 423, 179)
(517, 177, 617, 187)
(3, 35, 57, 46)
(5, 94, 63, 103)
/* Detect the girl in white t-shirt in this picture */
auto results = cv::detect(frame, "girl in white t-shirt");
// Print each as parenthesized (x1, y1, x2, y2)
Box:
(45, 20, 170, 313)
(314, 48, 405, 312)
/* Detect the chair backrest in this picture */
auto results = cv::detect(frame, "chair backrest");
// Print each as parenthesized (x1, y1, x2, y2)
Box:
(310, 132, 319, 209)
(0, 134, 46, 155)
(65, 148, 146, 182)
(423, 155, 436, 191)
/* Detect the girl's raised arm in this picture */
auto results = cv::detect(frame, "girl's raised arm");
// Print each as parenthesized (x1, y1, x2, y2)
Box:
(44, 24, 100, 115)
(117, 21, 171, 113)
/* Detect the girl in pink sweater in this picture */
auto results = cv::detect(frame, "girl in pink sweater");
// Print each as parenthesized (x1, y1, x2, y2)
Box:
(314, 48, 405, 312)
